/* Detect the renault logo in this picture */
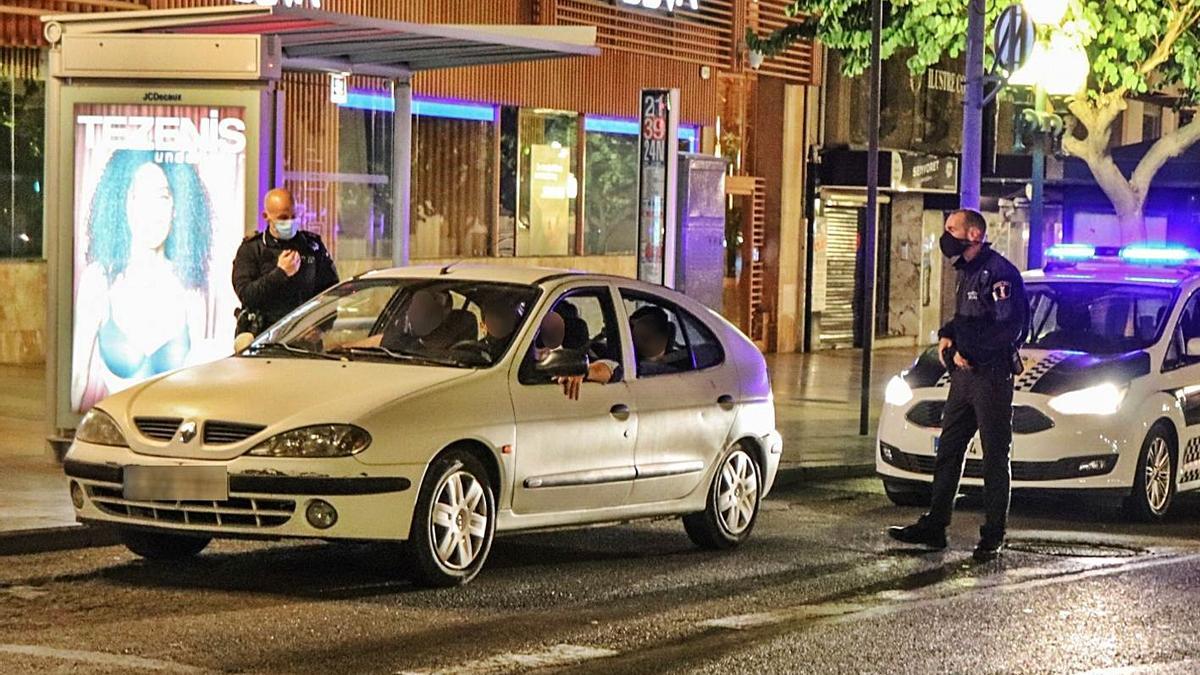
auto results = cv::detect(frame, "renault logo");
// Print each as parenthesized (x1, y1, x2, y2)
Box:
(178, 420, 198, 444)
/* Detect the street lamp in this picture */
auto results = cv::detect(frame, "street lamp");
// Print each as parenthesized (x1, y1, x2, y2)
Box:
(1006, 1, 1088, 269)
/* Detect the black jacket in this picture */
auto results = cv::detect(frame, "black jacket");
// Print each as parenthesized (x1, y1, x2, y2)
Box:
(232, 230, 339, 329)
(938, 244, 1028, 369)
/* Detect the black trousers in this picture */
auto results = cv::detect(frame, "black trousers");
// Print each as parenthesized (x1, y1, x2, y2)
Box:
(920, 366, 1014, 539)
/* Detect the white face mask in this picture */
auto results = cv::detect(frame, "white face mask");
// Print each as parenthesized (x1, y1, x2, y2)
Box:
(273, 219, 297, 240)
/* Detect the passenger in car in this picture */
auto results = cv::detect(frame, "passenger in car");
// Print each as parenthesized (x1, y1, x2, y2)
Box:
(630, 305, 685, 375)
(478, 296, 525, 362)
(531, 309, 619, 400)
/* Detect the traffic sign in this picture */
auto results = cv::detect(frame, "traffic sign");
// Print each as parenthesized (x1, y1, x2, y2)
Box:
(993, 3, 1035, 73)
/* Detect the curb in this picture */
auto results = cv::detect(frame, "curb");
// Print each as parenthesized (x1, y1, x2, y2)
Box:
(774, 463, 876, 488)
(0, 524, 118, 557)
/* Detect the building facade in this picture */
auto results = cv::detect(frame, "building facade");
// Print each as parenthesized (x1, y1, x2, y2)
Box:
(0, 0, 821, 364)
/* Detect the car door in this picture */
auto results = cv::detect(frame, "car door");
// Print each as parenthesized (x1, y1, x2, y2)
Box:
(1160, 288, 1200, 490)
(619, 288, 739, 505)
(509, 284, 639, 515)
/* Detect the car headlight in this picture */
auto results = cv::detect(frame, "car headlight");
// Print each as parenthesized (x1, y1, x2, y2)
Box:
(885, 375, 914, 407)
(75, 408, 129, 447)
(247, 425, 372, 458)
(1047, 383, 1126, 416)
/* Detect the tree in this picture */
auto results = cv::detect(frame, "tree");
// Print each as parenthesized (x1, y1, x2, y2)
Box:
(749, 0, 1200, 242)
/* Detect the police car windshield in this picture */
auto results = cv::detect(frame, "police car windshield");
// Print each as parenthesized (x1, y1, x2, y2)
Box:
(1026, 283, 1175, 354)
(246, 278, 541, 368)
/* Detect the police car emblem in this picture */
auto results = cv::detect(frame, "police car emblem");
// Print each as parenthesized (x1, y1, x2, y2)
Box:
(992, 281, 1011, 301)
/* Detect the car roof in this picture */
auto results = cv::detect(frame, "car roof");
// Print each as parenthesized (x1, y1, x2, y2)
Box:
(355, 263, 586, 286)
(1024, 266, 1200, 288)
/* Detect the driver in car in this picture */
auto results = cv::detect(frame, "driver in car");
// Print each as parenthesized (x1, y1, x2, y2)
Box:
(345, 289, 467, 351)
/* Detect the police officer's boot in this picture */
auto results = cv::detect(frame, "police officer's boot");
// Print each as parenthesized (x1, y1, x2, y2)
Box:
(886, 523, 947, 550)
(973, 526, 1005, 562)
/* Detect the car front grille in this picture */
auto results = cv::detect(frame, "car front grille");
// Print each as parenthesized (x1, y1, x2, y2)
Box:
(85, 484, 295, 529)
(134, 417, 182, 441)
(904, 402, 1055, 434)
(203, 421, 267, 445)
(880, 442, 1116, 481)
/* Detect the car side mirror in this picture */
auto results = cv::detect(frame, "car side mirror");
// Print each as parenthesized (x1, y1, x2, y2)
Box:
(1186, 337, 1200, 358)
(535, 349, 589, 378)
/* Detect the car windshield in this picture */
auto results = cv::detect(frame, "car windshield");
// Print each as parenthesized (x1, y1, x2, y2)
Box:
(243, 278, 541, 368)
(1026, 282, 1176, 354)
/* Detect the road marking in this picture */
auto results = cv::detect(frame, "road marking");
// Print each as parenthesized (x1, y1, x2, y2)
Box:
(0, 643, 210, 673)
(1076, 660, 1198, 674)
(701, 603, 866, 630)
(396, 643, 618, 675)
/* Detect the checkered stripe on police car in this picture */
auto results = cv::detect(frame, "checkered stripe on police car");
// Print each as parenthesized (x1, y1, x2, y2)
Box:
(1181, 438, 1200, 485)
(1013, 351, 1071, 392)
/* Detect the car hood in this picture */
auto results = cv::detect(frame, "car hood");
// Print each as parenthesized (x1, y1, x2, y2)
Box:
(902, 347, 1151, 396)
(98, 357, 475, 460)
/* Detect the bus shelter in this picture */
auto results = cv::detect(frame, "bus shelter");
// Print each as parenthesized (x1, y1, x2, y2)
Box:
(41, 4, 597, 439)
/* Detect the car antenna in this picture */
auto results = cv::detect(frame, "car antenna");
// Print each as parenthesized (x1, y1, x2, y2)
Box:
(440, 259, 464, 276)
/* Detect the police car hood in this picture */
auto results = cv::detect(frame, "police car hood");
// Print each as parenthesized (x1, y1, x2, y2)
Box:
(903, 346, 1151, 395)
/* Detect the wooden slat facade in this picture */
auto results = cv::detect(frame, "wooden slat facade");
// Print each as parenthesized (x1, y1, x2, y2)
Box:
(750, 0, 820, 85)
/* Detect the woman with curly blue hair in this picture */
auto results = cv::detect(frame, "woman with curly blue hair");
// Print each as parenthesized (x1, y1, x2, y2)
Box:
(71, 150, 214, 411)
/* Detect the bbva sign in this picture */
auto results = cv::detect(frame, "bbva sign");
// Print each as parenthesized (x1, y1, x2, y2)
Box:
(233, 0, 323, 8)
(621, 0, 700, 13)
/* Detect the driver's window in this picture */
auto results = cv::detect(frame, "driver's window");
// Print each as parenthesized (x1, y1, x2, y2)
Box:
(1166, 293, 1200, 369)
(519, 288, 621, 385)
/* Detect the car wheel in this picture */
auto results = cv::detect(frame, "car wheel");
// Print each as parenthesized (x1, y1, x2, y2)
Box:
(1124, 424, 1177, 522)
(119, 529, 211, 561)
(683, 446, 761, 550)
(883, 480, 932, 507)
(405, 451, 496, 588)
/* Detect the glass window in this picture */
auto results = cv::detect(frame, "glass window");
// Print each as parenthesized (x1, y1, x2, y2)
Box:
(621, 292, 694, 377)
(521, 288, 622, 384)
(254, 278, 540, 369)
(681, 310, 725, 370)
(411, 106, 496, 259)
(1027, 283, 1175, 354)
(515, 109, 578, 257)
(0, 57, 44, 259)
(583, 129, 638, 255)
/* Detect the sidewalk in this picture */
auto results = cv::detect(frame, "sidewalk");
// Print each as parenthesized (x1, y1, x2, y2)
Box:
(0, 347, 922, 552)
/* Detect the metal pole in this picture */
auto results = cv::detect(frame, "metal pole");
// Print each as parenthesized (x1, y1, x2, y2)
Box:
(859, 0, 882, 436)
(960, 0, 986, 210)
(392, 75, 413, 267)
(1028, 87, 1047, 270)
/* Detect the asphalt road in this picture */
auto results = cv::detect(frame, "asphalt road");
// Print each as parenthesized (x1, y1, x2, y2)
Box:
(1, 478, 1198, 675)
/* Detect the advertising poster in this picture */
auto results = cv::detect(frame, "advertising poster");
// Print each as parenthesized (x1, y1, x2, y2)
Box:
(527, 143, 572, 256)
(70, 103, 248, 413)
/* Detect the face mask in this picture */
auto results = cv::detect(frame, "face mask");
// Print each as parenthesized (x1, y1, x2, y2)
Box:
(273, 219, 297, 240)
(939, 231, 971, 259)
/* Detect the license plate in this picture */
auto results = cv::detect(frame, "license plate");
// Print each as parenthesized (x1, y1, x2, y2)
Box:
(932, 436, 981, 457)
(123, 466, 228, 501)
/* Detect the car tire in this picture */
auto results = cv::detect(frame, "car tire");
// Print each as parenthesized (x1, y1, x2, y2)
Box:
(683, 446, 762, 550)
(883, 480, 932, 507)
(119, 528, 211, 561)
(405, 450, 496, 588)
(1123, 423, 1177, 523)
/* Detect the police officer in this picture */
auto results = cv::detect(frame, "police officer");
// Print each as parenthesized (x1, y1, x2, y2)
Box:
(888, 208, 1028, 562)
(232, 188, 338, 337)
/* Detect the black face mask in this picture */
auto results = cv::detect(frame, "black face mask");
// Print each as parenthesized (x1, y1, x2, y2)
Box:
(939, 231, 971, 259)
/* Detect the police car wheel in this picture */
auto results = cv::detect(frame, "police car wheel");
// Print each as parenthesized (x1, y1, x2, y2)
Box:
(883, 480, 932, 508)
(119, 528, 211, 561)
(1124, 424, 1177, 523)
(684, 446, 761, 550)
(405, 450, 496, 588)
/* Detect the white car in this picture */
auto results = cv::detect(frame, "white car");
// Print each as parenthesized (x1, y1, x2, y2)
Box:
(878, 245, 1200, 522)
(63, 265, 781, 586)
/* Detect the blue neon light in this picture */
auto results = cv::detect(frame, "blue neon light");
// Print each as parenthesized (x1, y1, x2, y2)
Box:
(1046, 244, 1096, 261)
(1119, 245, 1200, 264)
(341, 90, 495, 122)
(585, 116, 699, 151)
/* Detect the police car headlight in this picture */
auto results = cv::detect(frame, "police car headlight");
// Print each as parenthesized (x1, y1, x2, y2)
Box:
(1047, 383, 1126, 416)
(247, 425, 371, 458)
(75, 408, 129, 447)
(885, 376, 914, 407)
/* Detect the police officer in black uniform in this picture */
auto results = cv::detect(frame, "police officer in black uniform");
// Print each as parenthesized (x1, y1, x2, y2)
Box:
(888, 208, 1028, 561)
(232, 188, 339, 336)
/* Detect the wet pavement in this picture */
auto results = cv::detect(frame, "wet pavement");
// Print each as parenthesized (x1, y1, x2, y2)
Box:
(1, 477, 1197, 674)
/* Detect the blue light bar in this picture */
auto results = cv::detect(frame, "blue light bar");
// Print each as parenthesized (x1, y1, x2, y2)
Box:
(341, 90, 495, 122)
(1119, 245, 1200, 264)
(1045, 244, 1096, 261)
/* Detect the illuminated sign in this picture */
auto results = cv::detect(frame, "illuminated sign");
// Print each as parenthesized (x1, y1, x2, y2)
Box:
(637, 88, 680, 286)
(76, 111, 247, 164)
(233, 0, 322, 8)
(329, 74, 347, 105)
(621, 0, 699, 13)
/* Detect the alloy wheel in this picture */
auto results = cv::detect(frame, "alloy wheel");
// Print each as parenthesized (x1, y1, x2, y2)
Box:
(1145, 437, 1172, 514)
(429, 470, 489, 571)
(717, 449, 759, 535)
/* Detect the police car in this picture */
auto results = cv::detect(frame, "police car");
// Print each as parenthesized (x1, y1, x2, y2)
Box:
(878, 244, 1200, 521)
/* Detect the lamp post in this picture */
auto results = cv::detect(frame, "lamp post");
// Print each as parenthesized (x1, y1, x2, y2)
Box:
(1007, 0, 1088, 269)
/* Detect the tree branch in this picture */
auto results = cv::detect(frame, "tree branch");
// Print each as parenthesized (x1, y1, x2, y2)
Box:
(1138, 2, 1197, 77)
(1130, 117, 1200, 196)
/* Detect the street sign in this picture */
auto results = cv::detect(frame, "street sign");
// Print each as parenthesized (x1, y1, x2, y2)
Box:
(993, 4, 1035, 73)
(636, 88, 680, 287)
(329, 73, 347, 104)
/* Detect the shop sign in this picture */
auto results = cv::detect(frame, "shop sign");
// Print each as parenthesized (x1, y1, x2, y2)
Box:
(637, 88, 680, 286)
(620, 0, 699, 14)
(233, 0, 323, 8)
(329, 74, 347, 105)
(890, 151, 958, 194)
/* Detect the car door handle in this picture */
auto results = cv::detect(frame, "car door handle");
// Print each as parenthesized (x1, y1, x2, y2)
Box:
(610, 404, 631, 420)
(717, 394, 736, 409)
